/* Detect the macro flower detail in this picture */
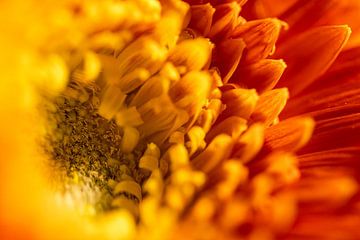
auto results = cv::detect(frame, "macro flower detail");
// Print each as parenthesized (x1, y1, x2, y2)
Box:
(1, 0, 360, 240)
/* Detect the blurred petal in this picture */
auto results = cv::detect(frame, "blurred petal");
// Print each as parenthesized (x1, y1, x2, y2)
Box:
(295, 175, 357, 210)
(192, 134, 234, 173)
(279, 0, 360, 48)
(287, 214, 360, 240)
(168, 38, 213, 71)
(241, 0, 297, 19)
(232, 123, 265, 163)
(205, 116, 247, 142)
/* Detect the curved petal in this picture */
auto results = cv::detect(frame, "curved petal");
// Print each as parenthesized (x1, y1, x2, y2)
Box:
(231, 59, 286, 93)
(192, 134, 234, 173)
(251, 88, 289, 126)
(208, 2, 241, 40)
(212, 38, 246, 82)
(264, 117, 315, 152)
(279, 0, 360, 48)
(299, 113, 360, 154)
(231, 18, 284, 63)
(275, 25, 351, 96)
(188, 4, 215, 36)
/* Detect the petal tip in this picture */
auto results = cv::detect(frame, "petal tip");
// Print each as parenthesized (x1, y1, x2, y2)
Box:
(330, 25, 352, 46)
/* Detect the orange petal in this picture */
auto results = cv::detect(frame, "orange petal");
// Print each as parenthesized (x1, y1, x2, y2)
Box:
(264, 117, 315, 152)
(208, 2, 241, 40)
(231, 59, 286, 93)
(295, 176, 357, 209)
(212, 38, 246, 82)
(324, 46, 360, 76)
(298, 147, 360, 169)
(268, 154, 300, 184)
(299, 113, 360, 154)
(289, 214, 360, 240)
(282, 86, 360, 119)
(279, 0, 360, 48)
(231, 18, 284, 63)
(275, 25, 351, 96)
(251, 88, 288, 126)
(282, 46, 360, 117)
(241, 0, 297, 19)
(188, 4, 215, 36)
(279, 0, 337, 38)
(302, 46, 360, 94)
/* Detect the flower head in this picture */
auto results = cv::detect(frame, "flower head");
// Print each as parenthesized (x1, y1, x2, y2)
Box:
(1, 0, 360, 239)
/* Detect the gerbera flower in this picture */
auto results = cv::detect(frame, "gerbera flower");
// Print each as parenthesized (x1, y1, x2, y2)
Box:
(0, 0, 359, 239)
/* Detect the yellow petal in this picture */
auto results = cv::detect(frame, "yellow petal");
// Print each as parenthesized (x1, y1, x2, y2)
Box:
(130, 76, 170, 108)
(221, 88, 259, 120)
(233, 123, 264, 163)
(169, 71, 211, 117)
(168, 38, 213, 71)
(215, 160, 248, 200)
(139, 156, 159, 172)
(99, 36, 167, 84)
(138, 95, 189, 145)
(164, 144, 189, 171)
(197, 99, 224, 133)
(118, 68, 150, 94)
(120, 127, 140, 153)
(192, 134, 234, 173)
(114, 180, 142, 201)
(98, 85, 127, 120)
(111, 196, 139, 218)
(185, 126, 206, 156)
(205, 116, 247, 142)
(115, 107, 144, 127)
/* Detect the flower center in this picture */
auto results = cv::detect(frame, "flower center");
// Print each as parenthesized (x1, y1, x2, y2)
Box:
(41, 81, 149, 216)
